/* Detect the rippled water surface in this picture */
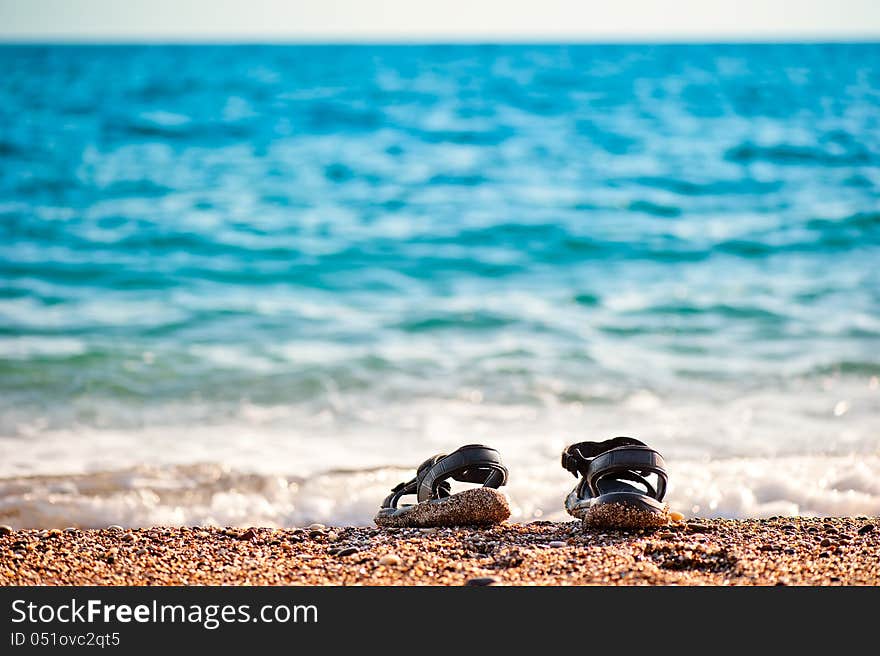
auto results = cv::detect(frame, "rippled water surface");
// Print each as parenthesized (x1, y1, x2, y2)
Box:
(1, 45, 879, 526)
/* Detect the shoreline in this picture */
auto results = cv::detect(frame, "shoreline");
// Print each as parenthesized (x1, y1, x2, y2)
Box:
(2, 517, 877, 586)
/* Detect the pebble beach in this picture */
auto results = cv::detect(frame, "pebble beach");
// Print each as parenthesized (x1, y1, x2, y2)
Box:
(2, 517, 877, 586)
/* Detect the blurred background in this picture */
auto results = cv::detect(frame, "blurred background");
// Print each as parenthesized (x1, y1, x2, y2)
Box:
(1, 1, 879, 528)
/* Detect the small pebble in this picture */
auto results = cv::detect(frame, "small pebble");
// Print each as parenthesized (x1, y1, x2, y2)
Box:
(548, 541, 567, 548)
(107, 525, 124, 531)
(820, 538, 833, 547)
(308, 523, 326, 531)
(336, 547, 359, 557)
(238, 528, 257, 541)
(64, 527, 78, 533)
(687, 523, 710, 533)
(0, 525, 13, 536)
(669, 511, 685, 522)
(122, 533, 137, 542)
(326, 531, 339, 542)
(858, 524, 875, 535)
(465, 577, 498, 586)
(379, 554, 401, 566)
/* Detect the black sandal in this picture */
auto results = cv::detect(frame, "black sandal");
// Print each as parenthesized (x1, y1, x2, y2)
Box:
(561, 437, 669, 528)
(375, 444, 510, 527)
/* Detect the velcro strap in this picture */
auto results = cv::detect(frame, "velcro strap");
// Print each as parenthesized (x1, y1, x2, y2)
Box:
(417, 444, 508, 503)
(587, 446, 667, 500)
(561, 437, 647, 478)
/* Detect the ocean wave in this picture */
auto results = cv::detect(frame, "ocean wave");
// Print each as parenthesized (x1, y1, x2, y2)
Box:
(627, 175, 784, 197)
(725, 141, 876, 167)
(2, 454, 878, 529)
(807, 211, 880, 233)
(627, 199, 682, 217)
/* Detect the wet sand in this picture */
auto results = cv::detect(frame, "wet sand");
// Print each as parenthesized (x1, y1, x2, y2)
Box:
(1, 517, 877, 586)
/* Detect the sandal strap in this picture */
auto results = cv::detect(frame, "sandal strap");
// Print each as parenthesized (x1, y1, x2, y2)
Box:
(561, 437, 647, 478)
(587, 446, 667, 501)
(381, 445, 508, 509)
(416, 444, 507, 503)
(380, 454, 437, 509)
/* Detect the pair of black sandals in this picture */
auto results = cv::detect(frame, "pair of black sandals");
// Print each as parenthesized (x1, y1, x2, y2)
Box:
(375, 437, 669, 529)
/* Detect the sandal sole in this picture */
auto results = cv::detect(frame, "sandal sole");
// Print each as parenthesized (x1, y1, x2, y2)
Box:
(568, 491, 669, 529)
(374, 487, 510, 528)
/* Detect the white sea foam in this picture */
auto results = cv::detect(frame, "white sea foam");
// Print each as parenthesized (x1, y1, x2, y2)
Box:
(0, 336, 86, 358)
(1, 454, 879, 530)
(1, 377, 876, 528)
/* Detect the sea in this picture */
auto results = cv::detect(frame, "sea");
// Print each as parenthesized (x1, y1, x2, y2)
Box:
(1, 44, 878, 528)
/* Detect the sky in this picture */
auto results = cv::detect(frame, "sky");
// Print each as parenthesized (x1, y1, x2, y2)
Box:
(1, 0, 879, 42)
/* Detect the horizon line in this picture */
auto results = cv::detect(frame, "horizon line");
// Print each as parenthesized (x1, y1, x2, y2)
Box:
(2, 33, 880, 46)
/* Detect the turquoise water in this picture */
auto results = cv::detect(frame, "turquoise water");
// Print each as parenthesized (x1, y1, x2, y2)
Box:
(1, 45, 879, 527)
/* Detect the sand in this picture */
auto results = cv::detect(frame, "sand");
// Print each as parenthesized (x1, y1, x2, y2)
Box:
(1, 517, 877, 586)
